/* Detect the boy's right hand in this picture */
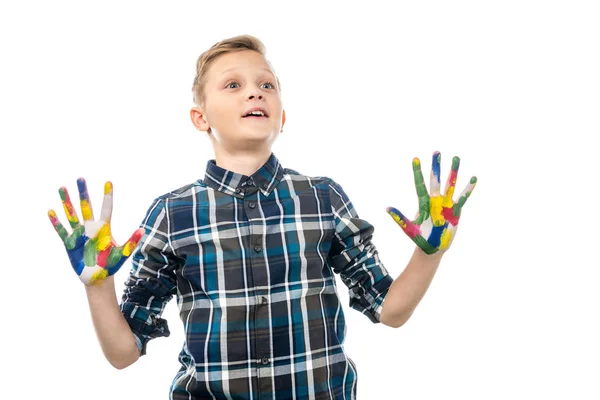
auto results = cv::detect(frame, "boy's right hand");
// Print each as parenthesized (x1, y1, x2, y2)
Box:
(48, 178, 144, 286)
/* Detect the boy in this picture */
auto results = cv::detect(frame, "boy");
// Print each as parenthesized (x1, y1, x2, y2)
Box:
(48, 35, 477, 399)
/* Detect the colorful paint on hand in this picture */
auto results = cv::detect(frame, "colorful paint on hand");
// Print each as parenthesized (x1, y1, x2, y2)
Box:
(48, 178, 144, 285)
(387, 151, 477, 255)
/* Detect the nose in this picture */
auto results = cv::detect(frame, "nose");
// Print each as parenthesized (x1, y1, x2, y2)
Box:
(246, 84, 264, 101)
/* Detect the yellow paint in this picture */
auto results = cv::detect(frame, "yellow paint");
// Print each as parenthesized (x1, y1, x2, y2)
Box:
(122, 240, 135, 256)
(104, 181, 113, 195)
(440, 228, 453, 249)
(89, 268, 108, 285)
(412, 158, 420, 167)
(429, 196, 445, 226)
(81, 199, 93, 220)
(443, 186, 455, 207)
(62, 203, 79, 224)
(389, 211, 407, 228)
(96, 223, 112, 251)
(48, 210, 57, 218)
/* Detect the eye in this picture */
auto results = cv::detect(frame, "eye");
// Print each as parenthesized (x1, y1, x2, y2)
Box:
(226, 81, 240, 89)
(261, 81, 275, 89)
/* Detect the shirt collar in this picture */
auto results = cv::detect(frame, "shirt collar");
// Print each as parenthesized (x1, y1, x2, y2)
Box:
(203, 152, 284, 198)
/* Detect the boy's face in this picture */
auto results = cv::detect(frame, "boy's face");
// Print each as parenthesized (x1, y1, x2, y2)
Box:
(191, 50, 284, 152)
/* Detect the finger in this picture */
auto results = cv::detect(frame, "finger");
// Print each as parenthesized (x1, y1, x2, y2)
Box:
(121, 228, 144, 257)
(452, 176, 477, 219)
(65, 225, 86, 251)
(105, 228, 145, 275)
(387, 207, 438, 254)
(430, 151, 441, 197)
(386, 207, 421, 238)
(48, 209, 69, 243)
(412, 158, 430, 224)
(99, 181, 114, 222)
(59, 186, 80, 228)
(442, 156, 460, 207)
(77, 177, 94, 221)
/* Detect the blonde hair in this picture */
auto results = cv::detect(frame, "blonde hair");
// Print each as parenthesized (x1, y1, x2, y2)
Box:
(191, 34, 281, 106)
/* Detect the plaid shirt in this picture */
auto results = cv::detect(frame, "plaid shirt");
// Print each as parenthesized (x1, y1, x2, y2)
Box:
(119, 153, 393, 399)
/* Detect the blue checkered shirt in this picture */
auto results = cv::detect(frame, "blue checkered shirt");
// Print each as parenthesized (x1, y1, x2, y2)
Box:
(119, 153, 393, 399)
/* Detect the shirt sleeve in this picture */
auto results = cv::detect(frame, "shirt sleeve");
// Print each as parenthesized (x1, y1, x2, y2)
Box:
(119, 197, 179, 355)
(327, 179, 394, 323)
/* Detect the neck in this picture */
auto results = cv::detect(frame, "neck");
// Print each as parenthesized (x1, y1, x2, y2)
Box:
(213, 146, 272, 176)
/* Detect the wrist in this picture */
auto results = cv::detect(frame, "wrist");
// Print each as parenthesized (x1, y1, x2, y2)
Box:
(412, 246, 444, 267)
(85, 275, 115, 294)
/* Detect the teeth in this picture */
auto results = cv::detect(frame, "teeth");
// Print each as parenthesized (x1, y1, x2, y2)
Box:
(247, 110, 264, 116)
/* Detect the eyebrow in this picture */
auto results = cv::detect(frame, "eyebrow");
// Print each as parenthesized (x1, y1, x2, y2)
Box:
(220, 67, 275, 76)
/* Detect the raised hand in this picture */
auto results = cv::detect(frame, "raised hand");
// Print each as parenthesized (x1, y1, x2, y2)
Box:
(387, 152, 477, 255)
(48, 178, 144, 285)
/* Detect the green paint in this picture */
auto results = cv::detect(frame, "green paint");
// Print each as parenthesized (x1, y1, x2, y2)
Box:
(454, 195, 467, 217)
(84, 239, 98, 266)
(451, 156, 460, 171)
(453, 176, 477, 217)
(59, 187, 67, 202)
(106, 246, 123, 268)
(64, 226, 85, 250)
(412, 161, 430, 224)
(55, 221, 69, 243)
(414, 236, 437, 255)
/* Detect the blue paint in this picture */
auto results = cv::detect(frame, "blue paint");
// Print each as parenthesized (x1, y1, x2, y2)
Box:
(386, 206, 407, 221)
(77, 178, 89, 201)
(432, 153, 441, 184)
(427, 224, 446, 248)
(106, 257, 127, 276)
(67, 235, 87, 275)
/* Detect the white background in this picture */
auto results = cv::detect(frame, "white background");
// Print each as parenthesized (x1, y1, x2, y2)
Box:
(1, 0, 598, 398)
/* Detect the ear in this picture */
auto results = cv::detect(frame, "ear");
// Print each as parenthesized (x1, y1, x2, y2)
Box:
(280, 109, 286, 132)
(190, 106, 211, 132)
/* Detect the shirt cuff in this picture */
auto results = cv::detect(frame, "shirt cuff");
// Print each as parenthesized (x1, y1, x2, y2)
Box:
(120, 302, 171, 356)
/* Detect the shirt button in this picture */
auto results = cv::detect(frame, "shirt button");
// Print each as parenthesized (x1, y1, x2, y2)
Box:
(235, 188, 242, 194)
(248, 202, 256, 209)
(262, 183, 268, 190)
(261, 356, 270, 365)
(254, 245, 262, 253)
(261, 296, 268, 305)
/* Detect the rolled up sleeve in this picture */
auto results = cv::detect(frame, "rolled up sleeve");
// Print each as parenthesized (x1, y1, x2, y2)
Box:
(327, 179, 393, 323)
(120, 197, 178, 355)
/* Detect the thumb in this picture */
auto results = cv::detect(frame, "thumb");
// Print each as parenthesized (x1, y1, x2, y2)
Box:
(386, 207, 421, 239)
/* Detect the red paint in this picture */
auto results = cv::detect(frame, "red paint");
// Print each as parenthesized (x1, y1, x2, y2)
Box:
(404, 220, 421, 238)
(65, 202, 76, 216)
(442, 207, 459, 226)
(97, 244, 113, 267)
(446, 170, 458, 188)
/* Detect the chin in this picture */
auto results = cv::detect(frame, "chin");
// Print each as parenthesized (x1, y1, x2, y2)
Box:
(242, 128, 277, 140)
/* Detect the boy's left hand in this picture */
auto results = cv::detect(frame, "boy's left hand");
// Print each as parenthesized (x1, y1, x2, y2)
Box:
(387, 151, 477, 255)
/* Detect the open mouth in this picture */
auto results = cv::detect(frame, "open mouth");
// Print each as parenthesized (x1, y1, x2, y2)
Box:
(242, 109, 269, 118)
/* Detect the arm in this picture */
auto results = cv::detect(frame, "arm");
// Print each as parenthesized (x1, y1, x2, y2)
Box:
(85, 276, 140, 369)
(380, 151, 477, 327)
(328, 179, 393, 323)
(48, 178, 144, 369)
(379, 248, 443, 328)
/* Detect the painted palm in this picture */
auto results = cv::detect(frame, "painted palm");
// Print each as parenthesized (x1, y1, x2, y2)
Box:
(387, 152, 477, 255)
(48, 178, 144, 285)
